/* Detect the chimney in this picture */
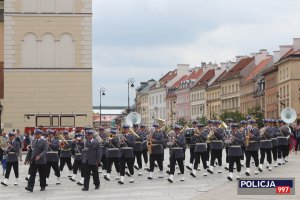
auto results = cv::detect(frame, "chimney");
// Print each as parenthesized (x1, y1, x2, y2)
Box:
(260, 49, 268, 56)
(254, 51, 268, 65)
(293, 38, 300, 51)
(273, 51, 281, 63)
(176, 64, 190, 76)
(279, 45, 293, 58)
(201, 62, 206, 67)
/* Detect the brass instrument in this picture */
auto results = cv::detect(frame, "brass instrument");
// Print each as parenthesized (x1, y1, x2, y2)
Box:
(58, 133, 70, 150)
(206, 129, 216, 143)
(147, 132, 153, 154)
(260, 127, 268, 140)
(245, 129, 252, 147)
(180, 125, 189, 133)
(129, 128, 140, 138)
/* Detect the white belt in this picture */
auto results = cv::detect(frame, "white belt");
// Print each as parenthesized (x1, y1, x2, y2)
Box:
(271, 138, 277, 140)
(75, 153, 82, 156)
(47, 152, 58, 154)
(277, 136, 287, 139)
(8, 152, 16, 155)
(212, 140, 222, 143)
(261, 140, 271, 142)
(249, 141, 257, 143)
(230, 145, 241, 148)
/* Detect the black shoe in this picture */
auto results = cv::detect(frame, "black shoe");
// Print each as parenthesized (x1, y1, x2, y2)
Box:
(95, 185, 100, 189)
(166, 170, 170, 175)
(167, 178, 173, 183)
(258, 168, 263, 172)
(245, 172, 250, 176)
(40, 187, 45, 191)
(190, 172, 196, 178)
(77, 182, 84, 186)
(154, 163, 158, 167)
(266, 166, 269, 169)
(147, 177, 153, 180)
(82, 188, 88, 191)
(125, 172, 131, 177)
(224, 166, 229, 170)
(25, 177, 29, 181)
(69, 177, 76, 182)
(227, 176, 232, 181)
(1, 182, 8, 187)
(167, 164, 170, 168)
(118, 181, 124, 185)
(278, 163, 282, 166)
(146, 168, 150, 172)
(207, 169, 213, 174)
(134, 165, 139, 170)
(68, 175, 72, 178)
(186, 166, 192, 171)
(25, 187, 33, 192)
(45, 183, 48, 186)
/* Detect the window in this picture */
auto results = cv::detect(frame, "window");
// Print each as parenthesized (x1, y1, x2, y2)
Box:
(58, 0, 74, 13)
(36, 116, 51, 127)
(40, 34, 56, 68)
(23, 0, 38, 13)
(58, 34, 74, 68)
(0, 8, 3, 22)
(22, 33, 38, 68)
(60, 116, 75, 127)
(52, 116, 59, 127)
(160, 95, 162, 103)
(40, 0, 56, 13)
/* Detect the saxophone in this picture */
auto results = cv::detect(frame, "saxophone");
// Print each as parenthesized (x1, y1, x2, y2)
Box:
(245, 129, 251, 147)
(147, 132, 153, 154)
(206, 129, 215, 144)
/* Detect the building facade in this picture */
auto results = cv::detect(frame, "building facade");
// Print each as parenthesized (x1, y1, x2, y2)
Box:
(3, 0, 93, 130)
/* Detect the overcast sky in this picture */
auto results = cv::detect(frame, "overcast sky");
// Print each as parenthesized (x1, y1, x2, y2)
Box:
(92, 0, 300, 107)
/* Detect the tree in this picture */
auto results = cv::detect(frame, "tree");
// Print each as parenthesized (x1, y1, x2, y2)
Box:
(177, 117, 188, 126)
(219, 111, 245, 124)
(196, 116, 207, 125)
(247, 106, 264, 128)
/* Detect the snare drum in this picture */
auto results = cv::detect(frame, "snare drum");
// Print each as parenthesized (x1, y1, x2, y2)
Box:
(121, 147, 134, 158)
(194, 143, 207, 153)
(106, 148, 120, 158)
(171, 147, 184, 159)
(228, 145, 242, 156)
(151, 144, 164, 154)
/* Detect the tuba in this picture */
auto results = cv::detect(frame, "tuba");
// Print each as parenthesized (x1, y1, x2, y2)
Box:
(125, 112, 142, 138)
(281, 108, 297, 124)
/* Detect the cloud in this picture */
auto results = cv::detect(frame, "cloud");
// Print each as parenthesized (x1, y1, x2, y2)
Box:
(92, 0, 300, 106)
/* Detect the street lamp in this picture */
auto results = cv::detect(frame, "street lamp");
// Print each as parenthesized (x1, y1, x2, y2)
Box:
(0, 102, 3, 133)
(99, 87, 106, 126)
(127, 78, 135, 113)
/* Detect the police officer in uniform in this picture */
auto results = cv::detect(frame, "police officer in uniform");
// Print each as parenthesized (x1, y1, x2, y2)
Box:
(118, 125, 135, 184)
(70, 131, 84, 184)
(259, 119, 273, 172)
(45, 129, 61, 185)
(104, 129, 120, 181)
(277, 119, 290, 165)
(25, 129, 48, 192)
(227, 123, 244, 181)
(207, 120, 225, 174)
(59, 131, 73, 177)
(269, 119, 279, 167)
(148, 123, 165, 180)
(190, 124, 208, 177)
(206, 120, 215, 166)
(186, 120, 198, 171)
(244, 119, 261, 176)
(98, 127, 108, 175)
(167, 124, 186, 183)
(1, 132, 21, 186)
(132, 124, 144, 176)
(81, 130, 101, 191)
(140, 125, 149, 170)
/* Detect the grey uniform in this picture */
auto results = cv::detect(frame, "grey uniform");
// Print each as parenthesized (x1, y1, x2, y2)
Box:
(278, 126, 290, 146)
(31, 138, 48, 165)
(73, 140, 85, 161)
(46, 138, 59, 162)
(210, 128, 225, 150)
(6, 139, 21, 162)
(245, 128, 261, 151)
(151, 131, 164, 154)
(192, 130, 208, 153)
(228, 132, 244, 157)
(82, 139, 102, 165)
(60, 140, 72, 158)
(260, 127, 273, 149)
(270, 127, 279, 147)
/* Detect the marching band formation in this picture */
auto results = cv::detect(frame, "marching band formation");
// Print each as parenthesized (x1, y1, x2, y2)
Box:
(0, 115, 293, 192)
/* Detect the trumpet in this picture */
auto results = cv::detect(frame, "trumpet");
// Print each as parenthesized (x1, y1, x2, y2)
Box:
(58, 134, 70, 150)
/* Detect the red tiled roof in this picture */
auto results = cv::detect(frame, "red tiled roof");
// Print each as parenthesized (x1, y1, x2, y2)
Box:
(245, 57, 272, 81)
(188, 68, 203, 80)
(209, 70, 227, 87)
(221, 57, 254, 81)
(172, 75, 189, 88)
(191, 69, 215, 89)
(159, 70, 177, 84)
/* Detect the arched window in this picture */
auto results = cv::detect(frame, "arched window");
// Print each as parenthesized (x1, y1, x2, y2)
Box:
(58, 34, 74, 68)
(40, 34, 56, 68)
(22, 33, 38, 68)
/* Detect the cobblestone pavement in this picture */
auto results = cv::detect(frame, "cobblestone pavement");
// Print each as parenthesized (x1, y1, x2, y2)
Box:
(1, 150, 299, 200)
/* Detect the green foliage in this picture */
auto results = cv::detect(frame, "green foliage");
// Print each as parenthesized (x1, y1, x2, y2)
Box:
(247, 106, 264, 128)
(219, 111, 245, 123)
(177, 117, 188, 126)
(196, 116, 207, 125)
